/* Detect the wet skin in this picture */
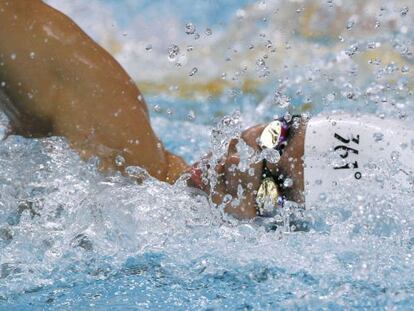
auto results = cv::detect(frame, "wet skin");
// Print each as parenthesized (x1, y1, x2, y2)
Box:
(0, 0, 305, 219)
(0, 0, 187, 182)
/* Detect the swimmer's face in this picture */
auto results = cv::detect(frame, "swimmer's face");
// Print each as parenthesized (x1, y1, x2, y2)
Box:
(194, 121, 304, 219)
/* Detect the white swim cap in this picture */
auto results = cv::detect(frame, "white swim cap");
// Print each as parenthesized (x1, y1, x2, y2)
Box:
(304, 113, 414, 208)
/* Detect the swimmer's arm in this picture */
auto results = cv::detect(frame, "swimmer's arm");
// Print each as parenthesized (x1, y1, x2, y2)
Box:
(0, 0, 189, 182)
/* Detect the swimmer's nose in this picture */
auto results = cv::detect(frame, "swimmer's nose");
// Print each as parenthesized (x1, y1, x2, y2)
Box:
(240, 124, 267, 149)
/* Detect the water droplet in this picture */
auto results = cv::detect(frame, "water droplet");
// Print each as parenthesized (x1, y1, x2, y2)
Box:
(373, 132, 384, 142)
(273, 91, 291, 108)
(256, 58, 265, 67)
(29, 52, 36, 59)
(375, 20, 380, 28)
(10, 53, 16, 60)
(346, 92, 356, 100)
(185, 23, 196, 35)
(168, 44, 180, 61)
(391, 151, 400, 161)
(205, 28, 212, 36)
(222, 194, 232, 205)
(115, 155, 125, 167)
(292, 116, 301, 129)
(145, 44, 152, 51)
(186, 45, 193, 52)
(368, 58, 381, 65)
(194, 33, 200, 40)
(189, 67, 198, 76)
(326, 93, 335, 101)
(187, 110, 196, 120)
(283, 178, 293, 188)
(346, 19, 355, 30)
(345, 44, 359, 57)
(0, 81, 5, 87)
(236, 9, 246, 19)
(249, 44, 254, 50)
(153, 105, 161, 113)
(265, 40, 272, 49)
(261, 149, 280, 164)
(125, 166, 149, 181)
(400, 7, 409, 17)
(114, 109, 122, 117)
(237, 184, 244, 198)
(284, 112, 292, 123)
(367, 42, 377, 49)
(401, 65, 410, 73)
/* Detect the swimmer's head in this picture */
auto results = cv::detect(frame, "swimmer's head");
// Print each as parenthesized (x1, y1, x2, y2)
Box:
(190, 117, 305, 219)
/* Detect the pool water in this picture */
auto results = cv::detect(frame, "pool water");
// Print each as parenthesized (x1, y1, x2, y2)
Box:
(2, 0, 414, 310)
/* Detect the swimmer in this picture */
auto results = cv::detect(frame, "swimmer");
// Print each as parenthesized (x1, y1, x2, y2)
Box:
(1, 1, 413, 220)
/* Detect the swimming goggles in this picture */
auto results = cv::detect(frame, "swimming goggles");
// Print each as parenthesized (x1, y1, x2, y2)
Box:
(256, 118, 291, 216)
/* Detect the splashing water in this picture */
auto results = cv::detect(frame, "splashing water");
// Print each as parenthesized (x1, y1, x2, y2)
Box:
(2, 99, 414, 309)
(2, 0, 414, 309)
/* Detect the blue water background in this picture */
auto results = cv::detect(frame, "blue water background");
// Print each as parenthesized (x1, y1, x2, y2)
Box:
(1, 0, 414, 310)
